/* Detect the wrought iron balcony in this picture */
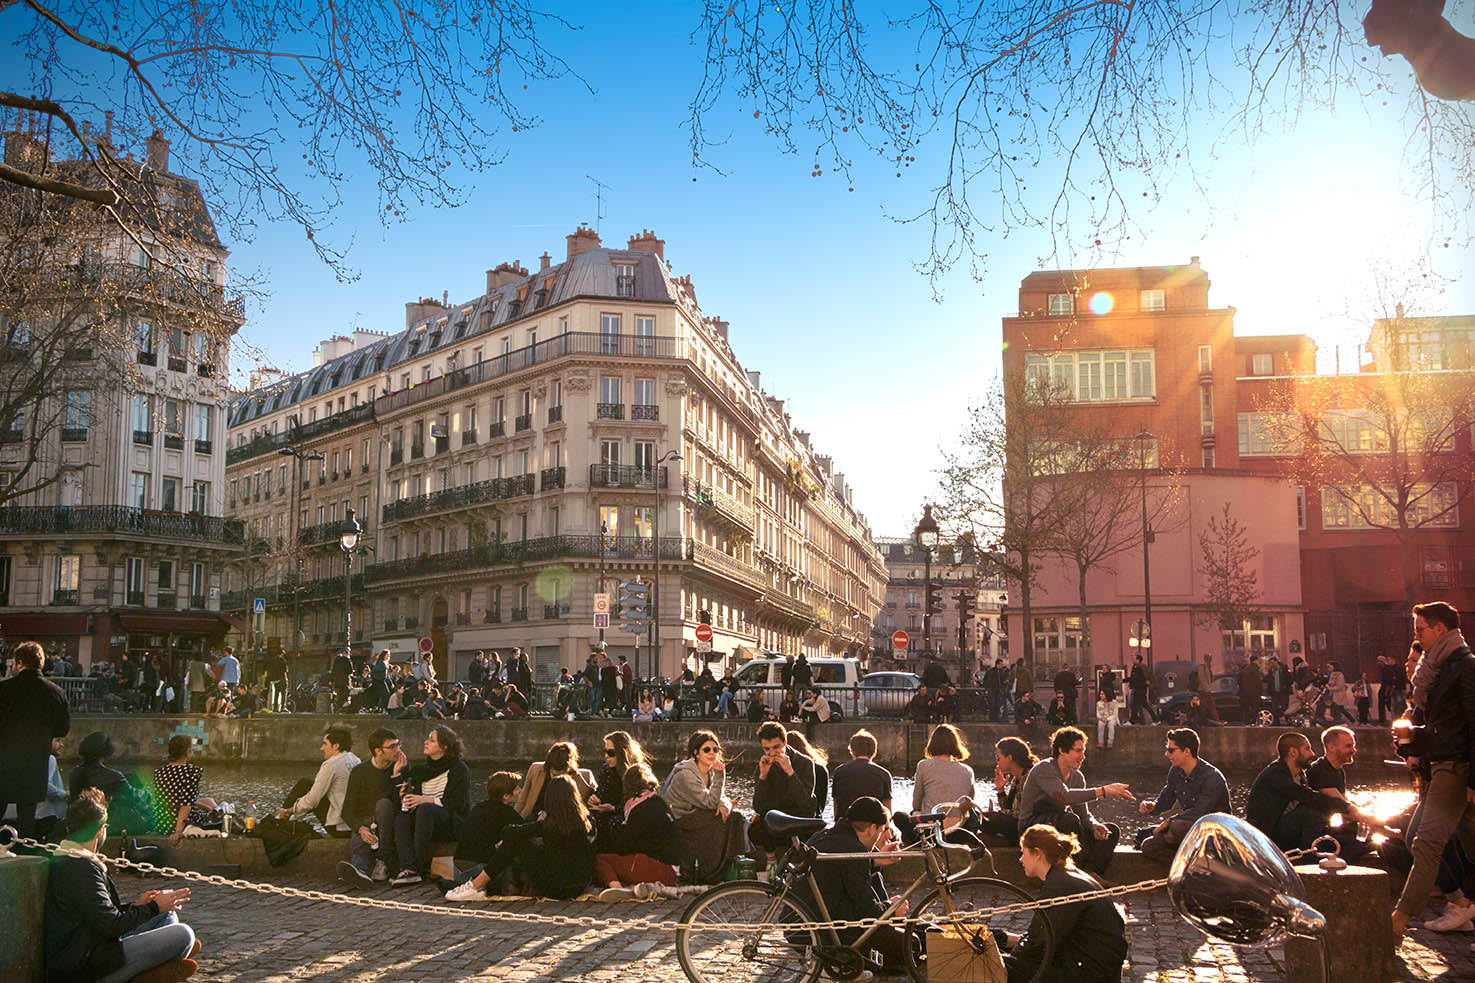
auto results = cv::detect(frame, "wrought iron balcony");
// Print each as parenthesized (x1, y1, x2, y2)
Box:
(167, 356, 187, 373)
(596, 403, 625, 420)
(547, 405, 563, 424)
(539, 466, 566, 491)
(543, 604, 562, 620)
(225, 402, 377, 465)
(0, 505, 244, 544)
(489, 420, 506, 438)
(163, 434, 184, 450)
(683, 476, 754, 529)
(510, 607, 529, 622)
(514, 413, 532, 432)
(631, 404, 659, 421)
(133, 430, 153, 445)
(390, 447, 403, 465)
(126, 590, 145, 606)
(137, 351, 157, 366)
(462, 430, 478, 446)
(157, 594, 177, 609)
(52, 589, 79, 605)
(762, 589, 819, 627)
(410, 442, 425, 459)
(61, 427, 88, 442)
(381, 472, 537, 523)
(194, 439, 212, 455)
(363, 534, 690, 584)
(588, 464, 667, 489)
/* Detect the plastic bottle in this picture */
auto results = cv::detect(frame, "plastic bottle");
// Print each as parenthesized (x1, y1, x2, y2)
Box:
(244, 800, 258, 832)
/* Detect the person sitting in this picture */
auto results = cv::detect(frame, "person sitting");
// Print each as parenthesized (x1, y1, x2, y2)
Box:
(974, 736, 1037, 841)
(934, 684, 958, 724)
(660, 729, 750, 883)
(998, 824, 1128, 983)
(786, 730, 830, 818)
(463, 688, 491, 721)
(904, 685, 933, 724)
(389, 726, 471, 886)
(338, 728, 407, 887)
(800, 796, 911, 973)
(596, 763, 681, 900)
(1135, 727, 1231, 861)
(1015, 692, 1045, 729)
(1045, 693, 1071, 727)
(778, 692, 800, 723)
(456, 774, 595, 900)
(445, 685, 467, 719)
(512, 741, 597, 819)
(1016, 726, 1132, 876)
(203, 683, 234, 718)
(69, 731, 128, 803)
(45, 788, 200, 983)
(747, 721, 819, 862)
(745, 690, 771, 722)
(634, 687, 662, 722)
(499, 682, 531, 717)
(590, 730, 652, 848)
(895, 723, 975, 845)
(1245, 731, 1360, 854)
(715, 671, 741, 718)
(148, 736, 217, 845)
(277, 726, 361, 836)
(831, 729, 893, 821)
(1301, 726, 1374, 861)
(442, 771, 524, 900)
(797, 686, 831, 739)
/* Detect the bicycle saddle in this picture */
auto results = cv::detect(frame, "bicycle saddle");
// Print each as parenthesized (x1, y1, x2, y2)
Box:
(763, 810, 827, 839)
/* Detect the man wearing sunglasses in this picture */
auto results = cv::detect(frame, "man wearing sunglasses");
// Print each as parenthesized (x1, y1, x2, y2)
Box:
(339, 728, 407, 887)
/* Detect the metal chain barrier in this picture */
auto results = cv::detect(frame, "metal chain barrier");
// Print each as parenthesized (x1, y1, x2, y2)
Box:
(7, 834, 1172, 934)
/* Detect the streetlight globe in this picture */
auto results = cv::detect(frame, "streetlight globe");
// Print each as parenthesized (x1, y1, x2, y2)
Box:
(339, 506, 361, 552)
(913, 504, 941, 550)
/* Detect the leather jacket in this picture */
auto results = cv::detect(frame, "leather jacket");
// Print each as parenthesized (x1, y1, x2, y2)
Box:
(1419, 647, 1475, 785)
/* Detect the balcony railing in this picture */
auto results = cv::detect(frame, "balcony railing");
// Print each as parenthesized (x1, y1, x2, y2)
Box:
(690, 541, 767, 590)
(762, 589, 819, 626)
(299, 520, 350, 546)
(61, 427, 88, 442)
(548, 405, 563, 424)
(462, 430, 478, 446)
(372, 331, 687, 416)
(189, 594, 207, 609)
(410, 442, 424, 459)
(225, 402, 376, 465)
(194, 439, 212, 455)
(52, 589, 79, 605)
(684, 475, 755, 528)
(596, 403, 625, 420)
(137, 351, 157, 366)
(381, 472, 537, 523)
(514, 413, 532, 432)
(167, 356, 187, 373)
(483, 609, 501, 624)
(383, 618, 399, 631)
(0, 505, 245, 544)
(163, 434, 184, 450)
(489, 420, 505, 438)
(126, 590, 145, 606)
(631, 404, 659, 421)
(157, 594, 177, 609)
(544, 604, 562, 619)
(589, 464, 667, 489)
(390, 447, 403, 465)
(455, 611, 471, 625)
(363, 534, 691, 584)
(510, 607, 529, 621)
(133, 430, 153, 445)
(404, 616, 419, 630)
(539, 466, 566, 491)
(435, 436, 450, 454)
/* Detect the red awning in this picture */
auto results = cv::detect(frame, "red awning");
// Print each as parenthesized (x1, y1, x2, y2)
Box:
(0, 613, 90, 637)
(220, 612, 247, 632)
(116, 612, 229, 634)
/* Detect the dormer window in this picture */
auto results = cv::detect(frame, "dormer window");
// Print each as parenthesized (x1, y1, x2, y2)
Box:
(1047, 293, 1073, 316)
(1140, 289, 1165, 312)
(615, 263, 635, 298)
(407, 340, 420, 356)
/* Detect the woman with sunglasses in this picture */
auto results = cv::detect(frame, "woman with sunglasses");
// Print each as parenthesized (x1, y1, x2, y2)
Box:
(590, 731, 651, 847)
(660, 729, 750, 882)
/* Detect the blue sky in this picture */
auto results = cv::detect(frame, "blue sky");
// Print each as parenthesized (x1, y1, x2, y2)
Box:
(7, 2, 1473, 537)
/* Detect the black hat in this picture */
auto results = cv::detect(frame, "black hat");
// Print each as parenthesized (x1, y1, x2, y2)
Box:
(79, 731, 114, 762)
(846, 796, 888, 828)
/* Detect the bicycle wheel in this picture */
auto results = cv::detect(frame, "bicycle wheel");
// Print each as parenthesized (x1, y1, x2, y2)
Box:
(676, 881, 824, 983)
(903, 876, 1054, 983)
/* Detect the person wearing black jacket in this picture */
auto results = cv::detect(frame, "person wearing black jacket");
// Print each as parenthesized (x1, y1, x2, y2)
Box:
(0, 641, 70, 837)
(748, 722, 817, 856)
(339, 728, 406, 887)
(389, 726, 470, 886)
(801, 797, 909, 971)
(45, 788, 198, 983)
(595, 763, 681, 898)
(1392, 602, 1475, 941)
(1245, 732, 1360, 851)
(455, 773, 595, 900)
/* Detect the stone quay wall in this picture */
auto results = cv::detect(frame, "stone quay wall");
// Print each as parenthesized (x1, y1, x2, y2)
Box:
(64, 714, 1398, 771)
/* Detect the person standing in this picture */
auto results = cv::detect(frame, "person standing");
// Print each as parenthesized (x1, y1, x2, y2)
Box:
(599, 654, 619, 717)
(0, 641, 71, 837)
(1352, 673, 1372, 724)
(619, 654, 635, 711)
(185, 657, 210, 713)
(215, 648, 240, 688)
(1391, 602, 1475, 943)
(514, 650, 533, 697)
(265, 650, 289, 713)
(1128, 654, 1152, 725)
(1266, 656, 1290, 724)
(1239, 655, 1264, 725)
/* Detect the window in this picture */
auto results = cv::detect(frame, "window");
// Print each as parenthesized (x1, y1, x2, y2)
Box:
(600, 505, 620, 541)
(615, 263, 635, 297)
(54, 555, 80, 598)
(550, 379, 562, 409)
(1198, 345, 1212, 373)
(1222, 615, 1278, 654)
(1251, 353, 1273, 376)
(169, 326, 186, 357)
(1319, 410, 1387, 454)
(1025, 349, 1154, 401)
(600, 314, 621, 354)
(163, 400, 182, 437)
(634, 441, 655, 472)
(1322, 483, 1460, 530)
(158, 560, 174, 593)
(1047, 293, 1074, 316)
(190, 563, 206, 605)
(193, 405, 211, 442)
(634, 378, 655, 407)
(1140, 289, 1165, 312)
(161, 477, 179, 512)
(634, 315, 655, 355)
(1237, 412, 1296, 457)
(192, 480, 209, 514)
(600, 440, 621, 468)
(1199, 382, 1214, 434)
(1201, 446, 1215, 469)
(135, 321, 155, 353)
(129, 472, 149, 509)
(600, 376, 621, 404)
(64, 391, 91, 435)
(132, 395, 152, 434)
(549, 506, 559, 536)
(633, 505, 654, 540)
(126, 557, 145, 602)
(1421, 547, 1454, 588)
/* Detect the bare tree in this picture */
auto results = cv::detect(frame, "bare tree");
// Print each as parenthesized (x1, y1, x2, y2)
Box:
(686, 0, 1475, 290)
(1195, 500, 1261, 634)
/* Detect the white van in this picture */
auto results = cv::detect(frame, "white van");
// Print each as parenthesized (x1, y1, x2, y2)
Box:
(732, 656, 865, 719)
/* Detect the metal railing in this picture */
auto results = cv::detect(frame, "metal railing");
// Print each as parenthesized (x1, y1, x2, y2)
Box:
(539, 466, 566, 491)
(684, 475, 755, 528)
(0, 505, 245, 543)
(631, 404, 659, 421)
(225, 402, 377, 465)
(363, 534, 690, 584)
(589, 464, 667, 489)
(597, 402, 625, 419)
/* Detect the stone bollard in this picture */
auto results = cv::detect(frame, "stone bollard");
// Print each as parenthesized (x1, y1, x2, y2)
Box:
(0, 854, 49, 983)
(1285, 864, 1393, 983)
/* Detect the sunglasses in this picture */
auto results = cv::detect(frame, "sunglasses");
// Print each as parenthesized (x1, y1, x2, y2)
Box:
(604, 749, 617, 756)
(701, 745, 719, 754)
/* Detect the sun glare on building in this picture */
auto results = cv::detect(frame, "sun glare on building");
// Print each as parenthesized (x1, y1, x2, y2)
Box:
(1088, 291, 1114, 315)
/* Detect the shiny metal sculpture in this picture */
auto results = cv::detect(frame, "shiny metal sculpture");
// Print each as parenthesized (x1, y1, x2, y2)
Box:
(1167, 813, 1329, 980)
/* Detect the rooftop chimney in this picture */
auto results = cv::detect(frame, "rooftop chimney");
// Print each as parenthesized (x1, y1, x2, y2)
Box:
(145, 129, 169, 172)
(486, 262, 526, 292)
(627, 229, 665, 260)
(2, 129, 48, 173)
(539, 252, 551, 272)
(1395, 302, 1405, 319)
(708, 317, 729, 341)
(566, 225, 602, 262)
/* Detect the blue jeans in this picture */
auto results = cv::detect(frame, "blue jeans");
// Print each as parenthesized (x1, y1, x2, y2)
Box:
(98, 911, 194, 983)
(716, 691, 735, 716)
(349, 798, 398, 873)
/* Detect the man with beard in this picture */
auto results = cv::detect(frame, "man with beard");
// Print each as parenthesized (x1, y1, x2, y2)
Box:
(1304, 725, 1374, 860)
(1246, 731, 1361, 853)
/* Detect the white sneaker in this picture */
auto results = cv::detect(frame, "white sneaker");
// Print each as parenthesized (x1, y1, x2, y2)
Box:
(599, 886, 635, 902)
(370, 860, 389, 882)
(1423, 904, 1475, 932)
(390, 870, 422, 886)
(445, 880, 489, 902)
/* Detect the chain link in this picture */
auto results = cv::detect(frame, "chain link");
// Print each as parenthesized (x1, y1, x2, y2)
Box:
(7, 836, 1168, 934)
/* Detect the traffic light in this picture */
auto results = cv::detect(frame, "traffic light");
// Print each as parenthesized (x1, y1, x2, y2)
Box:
(699, 608, 712, 626)
(956, 592, 976, 622)
(926, 583, 944, 616)
(617, 581, 650, 634)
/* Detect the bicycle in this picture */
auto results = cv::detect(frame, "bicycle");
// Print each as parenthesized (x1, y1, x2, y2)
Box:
(675, 810, 1053, 983)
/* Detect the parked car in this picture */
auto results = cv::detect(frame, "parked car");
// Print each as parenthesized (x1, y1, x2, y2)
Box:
(1156, 672, 1275, 725)
(859, 671, 921, 717)
(732, 656, 862, 718)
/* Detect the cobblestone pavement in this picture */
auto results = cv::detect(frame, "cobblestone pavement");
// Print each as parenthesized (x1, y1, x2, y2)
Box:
(135, 874, 1475, 982)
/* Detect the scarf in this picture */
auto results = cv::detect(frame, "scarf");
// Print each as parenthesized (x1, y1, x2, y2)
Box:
(1411, 627, 1468, 711)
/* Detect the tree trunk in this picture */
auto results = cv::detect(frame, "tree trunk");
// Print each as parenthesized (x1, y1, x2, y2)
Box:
(1019, 548, 1034, 678)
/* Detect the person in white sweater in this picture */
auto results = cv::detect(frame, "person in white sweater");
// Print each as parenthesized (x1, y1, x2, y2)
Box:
(660, 729, 750, 882)
(278, 726, 362, 834)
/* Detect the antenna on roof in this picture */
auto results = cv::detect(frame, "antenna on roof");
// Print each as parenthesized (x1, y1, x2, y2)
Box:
(586, 174, 612, 233)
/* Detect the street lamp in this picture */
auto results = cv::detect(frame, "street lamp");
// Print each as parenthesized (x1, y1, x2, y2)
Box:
(1136, 429, 1155, 666)
(651, 449, 682, 683)
(598, 521, 609, 645)
(913, 504, 940, 656)
(339, 506, 362, 649)
(278, 445, 324, 656)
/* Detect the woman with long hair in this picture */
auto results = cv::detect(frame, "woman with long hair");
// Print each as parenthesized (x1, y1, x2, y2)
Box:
(390, 725, 471, 886)
(590, 731, 650, 846)
(784, 729, 831, 817)
(895, 723, 976, 845)
(1000, 824, 1128, 982)
(513, 740, 597, 818)
(660, 729, 749, 882)
(451, 774, 596, 900)
(596, 763, 680, 900)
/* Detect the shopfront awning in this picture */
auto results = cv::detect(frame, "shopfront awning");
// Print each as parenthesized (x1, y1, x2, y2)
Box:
(0, 613, 89, 637)
(116, 612, 229, 634)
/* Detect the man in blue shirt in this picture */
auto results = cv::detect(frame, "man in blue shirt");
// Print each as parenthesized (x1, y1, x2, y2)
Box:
(1135, 727, 1231, 860)
(215, 647, 240, 687)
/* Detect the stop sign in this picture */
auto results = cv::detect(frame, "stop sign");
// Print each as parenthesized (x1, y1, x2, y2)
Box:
(891, 630, 909, 649)
(695, 624, 713, 643)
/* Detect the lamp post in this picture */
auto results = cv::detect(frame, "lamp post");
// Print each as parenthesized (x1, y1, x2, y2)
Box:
(651, 450, 682, 683)
(339, 506, 362, 649)
(598, 521, 608, 645)
(913, 504, 940, 656)
(278, 445, 324, 656)
(1136, 429, 1155, 665)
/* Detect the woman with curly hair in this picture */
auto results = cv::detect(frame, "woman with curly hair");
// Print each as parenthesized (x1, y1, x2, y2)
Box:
(660, 729, 750, 882)
(512, 740, 597, 818)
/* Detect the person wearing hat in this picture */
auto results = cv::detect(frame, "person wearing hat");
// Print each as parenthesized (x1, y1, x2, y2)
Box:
(70, 732, 128, 802)
(800, 795, 908, 973)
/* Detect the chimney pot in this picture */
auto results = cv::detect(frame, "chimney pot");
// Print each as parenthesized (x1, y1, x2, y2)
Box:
(566, 225, 602, 262)
(146, 128, 169, 172)
(540, 252, 551, 271)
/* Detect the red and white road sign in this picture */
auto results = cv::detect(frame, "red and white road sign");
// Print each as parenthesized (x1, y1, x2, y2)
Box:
(419, 636, 434, 653)
(891, 630, 910, 649)
(695, 624, 713, 643)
